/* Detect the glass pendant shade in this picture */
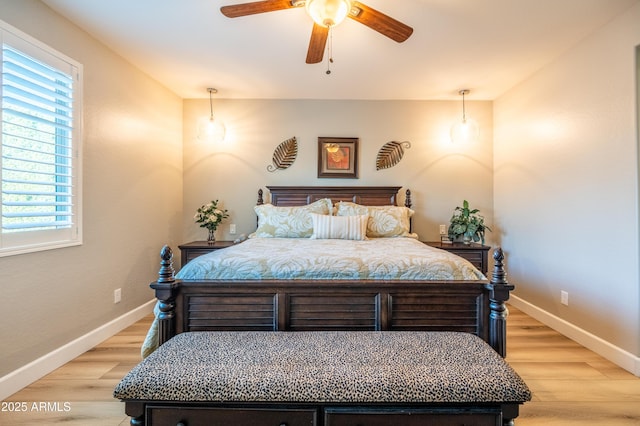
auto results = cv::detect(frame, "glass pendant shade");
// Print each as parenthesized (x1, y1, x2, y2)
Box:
(197, 116, 226, 143)
(197, 87, 225, 142)
(450, 89, 479, 143)
(306, 0, 351, 27)
(450, 117, 479, 143)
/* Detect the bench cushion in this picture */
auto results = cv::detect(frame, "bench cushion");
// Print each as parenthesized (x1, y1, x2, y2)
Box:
(114, 331, 531, 404)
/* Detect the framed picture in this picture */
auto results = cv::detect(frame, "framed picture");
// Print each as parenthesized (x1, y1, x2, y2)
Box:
(317, 137, 359, 179)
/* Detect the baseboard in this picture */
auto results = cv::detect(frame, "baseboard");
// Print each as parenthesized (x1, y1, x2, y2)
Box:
(0, 299, 155, 400)
(509, 295, 640, 377)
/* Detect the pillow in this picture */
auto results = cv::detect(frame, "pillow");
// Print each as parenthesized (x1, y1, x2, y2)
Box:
(335, 202, 418, 238)
(310, 213, 369, 240)
(250, 198, 332, 238)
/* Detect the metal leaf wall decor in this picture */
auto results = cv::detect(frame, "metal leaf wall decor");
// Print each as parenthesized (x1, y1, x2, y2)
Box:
(376, 141, 411, 170)
(267, 136, 298, 172)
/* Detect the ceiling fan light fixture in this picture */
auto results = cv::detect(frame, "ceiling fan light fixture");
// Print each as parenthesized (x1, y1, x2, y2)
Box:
(306, 0, 351, 27)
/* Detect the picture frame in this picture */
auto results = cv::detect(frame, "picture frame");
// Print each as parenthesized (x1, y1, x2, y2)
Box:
(317, 137, 359, 179)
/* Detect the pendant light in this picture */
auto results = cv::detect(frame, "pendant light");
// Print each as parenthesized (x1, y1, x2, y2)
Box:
(197, 88, 226, 142)
(450, 89, 479, 143)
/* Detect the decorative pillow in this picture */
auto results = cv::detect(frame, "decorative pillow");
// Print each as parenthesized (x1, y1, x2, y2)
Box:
(335, 202, 418, 238)
(310, 213, 369, 240)
(250, 198, 332, 238)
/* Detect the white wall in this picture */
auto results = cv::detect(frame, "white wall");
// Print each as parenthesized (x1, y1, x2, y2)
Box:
(182, 99, 495, 245)
(494, 3, 640, 370)
(0, 0, 183, 379)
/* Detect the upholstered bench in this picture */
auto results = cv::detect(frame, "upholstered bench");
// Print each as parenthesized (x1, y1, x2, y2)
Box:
(115, 331, 531, 426)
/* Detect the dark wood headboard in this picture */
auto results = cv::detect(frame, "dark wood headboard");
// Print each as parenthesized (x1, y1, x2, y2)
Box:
(257, 186, 411, 208)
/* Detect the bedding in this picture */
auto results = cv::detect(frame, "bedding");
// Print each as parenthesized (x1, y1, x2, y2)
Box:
(142, 237, 486, 357)
(310, 213, 369, 240)
(175, 237, 485, 281)
(251, 198, 332, 238)
(335, 201, 417, 238)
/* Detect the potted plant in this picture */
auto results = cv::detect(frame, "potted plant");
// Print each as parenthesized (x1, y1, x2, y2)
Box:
(448, 200, 491, 244)
(194, 199, 230, 243)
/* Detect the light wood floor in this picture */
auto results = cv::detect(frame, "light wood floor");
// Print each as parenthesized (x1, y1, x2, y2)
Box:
(2, 305, 639, 425)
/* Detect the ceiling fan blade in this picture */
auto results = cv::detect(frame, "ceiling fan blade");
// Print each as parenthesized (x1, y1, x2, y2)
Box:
(349, 1, 413, 43)
(306, 23, 329, 64)
(221, 0, 300, 18)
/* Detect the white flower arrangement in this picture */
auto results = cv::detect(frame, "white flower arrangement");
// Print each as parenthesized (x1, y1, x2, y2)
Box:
(194, 199, 230, 232)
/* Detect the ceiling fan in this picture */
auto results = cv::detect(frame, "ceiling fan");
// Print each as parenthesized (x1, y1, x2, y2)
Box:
(220, 0, 413, 64)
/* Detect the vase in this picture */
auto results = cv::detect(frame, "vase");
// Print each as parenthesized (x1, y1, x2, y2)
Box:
(207, 229, 216, 244)
(462, 235, 472, 245)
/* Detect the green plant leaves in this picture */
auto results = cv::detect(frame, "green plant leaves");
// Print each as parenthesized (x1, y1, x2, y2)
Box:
(448, 200, 490, 244)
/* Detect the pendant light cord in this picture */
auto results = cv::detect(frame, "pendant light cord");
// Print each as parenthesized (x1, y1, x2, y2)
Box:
(462, 91, 466, 122)
(326, 26, 334, 75)
(208, 88, 214, 119)
(459, 89, 469, 123)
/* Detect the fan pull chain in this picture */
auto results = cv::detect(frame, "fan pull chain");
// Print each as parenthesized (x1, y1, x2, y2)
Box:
(326, 26, 334, 75)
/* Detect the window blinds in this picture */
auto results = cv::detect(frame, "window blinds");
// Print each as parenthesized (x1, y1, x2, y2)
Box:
(1, 44, 76, 233)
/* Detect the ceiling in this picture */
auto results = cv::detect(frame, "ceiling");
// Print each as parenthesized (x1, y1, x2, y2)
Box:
(41, 0, 638, 100)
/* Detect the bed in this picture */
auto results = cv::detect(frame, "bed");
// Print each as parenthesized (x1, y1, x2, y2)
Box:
(119, 186, 526, 425)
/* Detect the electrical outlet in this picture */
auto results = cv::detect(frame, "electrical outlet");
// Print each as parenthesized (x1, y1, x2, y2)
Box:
(560, 290, 569, 306)
(439, 224, 447, 235)
(229, 224, 237, 234)
(114, 288, 122, 304)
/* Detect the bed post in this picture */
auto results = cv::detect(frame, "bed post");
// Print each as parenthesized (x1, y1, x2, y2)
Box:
(257, 188, 264, 227)
(405, 189, 413, 232)
(486, 247, 515, 358)
(150, 245, 178, 346)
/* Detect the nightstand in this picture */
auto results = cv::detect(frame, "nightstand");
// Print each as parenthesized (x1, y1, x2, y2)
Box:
(178, 240, 235, 268)
(424, 241, 491, 275)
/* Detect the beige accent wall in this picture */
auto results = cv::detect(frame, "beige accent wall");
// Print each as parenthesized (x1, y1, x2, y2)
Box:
(0, 0, 183, 377)
(494, 2, 640, 359)
(182, 99, 494, 245)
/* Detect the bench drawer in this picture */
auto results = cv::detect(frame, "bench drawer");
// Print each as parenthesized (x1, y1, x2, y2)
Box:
(146, 406, 317, 426)
(324, 407, 500, 426)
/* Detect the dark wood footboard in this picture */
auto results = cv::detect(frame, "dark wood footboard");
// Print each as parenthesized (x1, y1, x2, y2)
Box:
(150, 246, 514, 356)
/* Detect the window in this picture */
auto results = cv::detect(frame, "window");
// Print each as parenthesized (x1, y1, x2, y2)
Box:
(1, 21, 82, 256)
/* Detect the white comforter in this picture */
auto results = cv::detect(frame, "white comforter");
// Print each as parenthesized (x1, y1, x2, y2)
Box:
(142, 238, 485, 357)
(176, 237, 485, 281)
